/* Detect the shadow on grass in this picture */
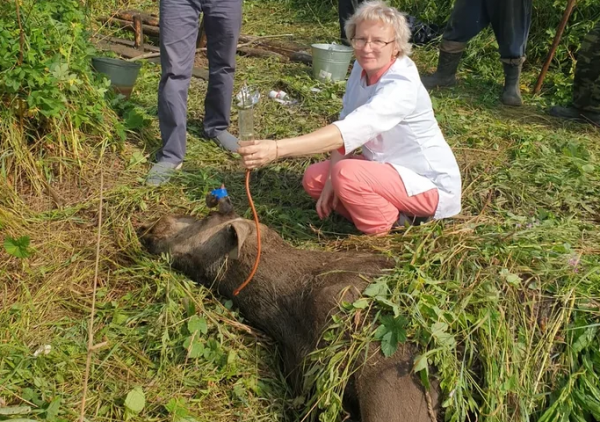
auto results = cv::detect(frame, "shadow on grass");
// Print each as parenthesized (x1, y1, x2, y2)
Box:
(426, 73, 599, 134)
(171, 160, 359, 244)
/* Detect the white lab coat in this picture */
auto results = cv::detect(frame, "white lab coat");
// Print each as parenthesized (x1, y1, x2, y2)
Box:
(332, 56, 462, 219)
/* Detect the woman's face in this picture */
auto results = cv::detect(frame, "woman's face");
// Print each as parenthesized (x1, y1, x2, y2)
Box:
(352, 20, 399, 74)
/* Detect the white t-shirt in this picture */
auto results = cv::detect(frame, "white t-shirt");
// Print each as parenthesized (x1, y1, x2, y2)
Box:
(332, 56, 462, 219)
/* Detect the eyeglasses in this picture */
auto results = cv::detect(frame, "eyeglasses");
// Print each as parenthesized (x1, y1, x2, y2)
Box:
(351, 38, 395, 50)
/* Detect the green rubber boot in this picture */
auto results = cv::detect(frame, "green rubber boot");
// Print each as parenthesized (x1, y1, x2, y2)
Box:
(500, 63, 523, 106)
(421, 50, 463, 89)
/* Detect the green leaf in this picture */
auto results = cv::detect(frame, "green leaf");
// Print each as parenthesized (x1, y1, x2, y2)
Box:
(165, 397, 189, 418)
(413, 354, 428, 373)
(375, 297, 400, 316)
(45, 397, 61, 421)
(188, 315, 208, 335)
(381, 314, 407, 338)
(124, 387, 145, 415)
(377, 315, 407, 357)
(0, 406, 32, 415)
(500, 268, 521, 286)
(572, 327, 597, 355)
(373, 323, 388, 340)
(124, 109, 146, 130)
(380, 331, 397, 357)
(183, 336, 205, 358)
(127, 151, 147, 168)
(4, 236, 31, 258)
(431, 322, 456, 348)
(182, 298, 196, 318)
(363, 281, 388, 297)
(352, 298, 369, 309)
(581, 164, 595, 173)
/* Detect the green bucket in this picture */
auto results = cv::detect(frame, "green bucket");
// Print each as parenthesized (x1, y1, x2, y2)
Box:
(311, 43, 354, 82)
(92, 57, 142, 99)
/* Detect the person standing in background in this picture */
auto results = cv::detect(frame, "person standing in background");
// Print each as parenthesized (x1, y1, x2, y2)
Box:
(339, 0, 365, 45)
(549, 21, 600, 126)
(420, 0, 533, 107)
(146, 0, 243, 186)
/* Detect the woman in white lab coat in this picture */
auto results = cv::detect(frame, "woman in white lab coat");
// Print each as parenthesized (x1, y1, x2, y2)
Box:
(238, 0, 462, 235)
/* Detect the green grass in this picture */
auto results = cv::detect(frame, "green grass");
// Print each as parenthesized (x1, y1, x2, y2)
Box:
(1, 1, 600, 421)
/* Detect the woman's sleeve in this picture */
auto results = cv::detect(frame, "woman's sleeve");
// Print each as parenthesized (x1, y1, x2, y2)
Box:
(332, 74, 417, 154)
(338, 62, 359, 120)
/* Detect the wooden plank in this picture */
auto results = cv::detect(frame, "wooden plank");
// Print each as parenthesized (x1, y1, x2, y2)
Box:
(94, 40, 147, 59)
(92, 35, 160, 52)
(192, 67, 209, 80)
(93, 40, 209, 81)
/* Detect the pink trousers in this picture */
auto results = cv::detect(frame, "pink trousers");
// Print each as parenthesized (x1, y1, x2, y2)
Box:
(302, 157, 439, 234)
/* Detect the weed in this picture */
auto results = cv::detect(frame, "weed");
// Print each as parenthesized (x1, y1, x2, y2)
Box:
(1, 1, 599, 422)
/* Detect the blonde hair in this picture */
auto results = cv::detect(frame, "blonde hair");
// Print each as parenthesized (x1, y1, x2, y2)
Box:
(344, 1, 412, 57)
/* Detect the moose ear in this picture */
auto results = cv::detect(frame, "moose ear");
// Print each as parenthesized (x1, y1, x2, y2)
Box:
(227, 220, 253, 259)
(218, 196, 234, 215)
(206, 193, 234, 214)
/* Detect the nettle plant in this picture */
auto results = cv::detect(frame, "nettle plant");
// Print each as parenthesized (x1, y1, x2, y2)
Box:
(0, 0, 128, 188)
(1, 1, 115, 125)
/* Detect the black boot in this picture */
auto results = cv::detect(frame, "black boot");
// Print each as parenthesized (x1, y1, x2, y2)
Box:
(549, 106, 600, 125)
(501, 63, 523, 106)
(421, 50, 463, 89)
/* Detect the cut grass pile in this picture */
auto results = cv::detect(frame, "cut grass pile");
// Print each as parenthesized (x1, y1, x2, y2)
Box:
(1, 1, 599, 421)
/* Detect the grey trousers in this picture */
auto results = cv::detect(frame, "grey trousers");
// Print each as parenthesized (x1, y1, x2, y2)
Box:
(157, 0, 242, 164)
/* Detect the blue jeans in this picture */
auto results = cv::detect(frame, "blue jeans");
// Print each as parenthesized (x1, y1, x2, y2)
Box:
(442, 0, 532, 63)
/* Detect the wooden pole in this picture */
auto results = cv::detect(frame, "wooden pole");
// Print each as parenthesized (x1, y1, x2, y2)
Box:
(133, 14, 144, 50)
(533, 0, 577, 94)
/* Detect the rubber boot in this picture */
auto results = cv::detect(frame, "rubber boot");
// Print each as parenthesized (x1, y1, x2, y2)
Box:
(421, 50, 463, 89)
(549, 106, 600, 125)
(501, 63, 523, 106)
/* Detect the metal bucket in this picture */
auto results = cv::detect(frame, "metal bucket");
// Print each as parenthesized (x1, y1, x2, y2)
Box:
(311, 43, 354, 82)
(92, 57, 142, 99)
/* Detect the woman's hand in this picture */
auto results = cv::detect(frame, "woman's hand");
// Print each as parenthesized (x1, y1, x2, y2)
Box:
(238, 140, 278, 169)
(316, 179, 338, 219)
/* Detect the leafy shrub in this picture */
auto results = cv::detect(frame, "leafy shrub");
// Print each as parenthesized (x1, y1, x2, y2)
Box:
(0, 0, 124, 191)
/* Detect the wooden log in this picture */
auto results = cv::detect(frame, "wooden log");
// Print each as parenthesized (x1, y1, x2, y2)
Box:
(98, 17, 160, 38)
(238, 35, 308, 54)
(237, 47, 287, 62)
(290, 51, 312, 65)
(97, 16, 313, 64)
(115, 10, 159, 27)
(133, 14, 144, 50)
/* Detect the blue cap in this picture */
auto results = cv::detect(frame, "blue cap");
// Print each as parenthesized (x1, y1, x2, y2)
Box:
(210, 187, 228, 200)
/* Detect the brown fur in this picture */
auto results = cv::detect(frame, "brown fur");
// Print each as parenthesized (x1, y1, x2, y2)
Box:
(140, 206, 440, 421)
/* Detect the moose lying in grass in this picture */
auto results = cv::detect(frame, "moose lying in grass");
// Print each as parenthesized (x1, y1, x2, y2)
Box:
(140, 196, 439, 422)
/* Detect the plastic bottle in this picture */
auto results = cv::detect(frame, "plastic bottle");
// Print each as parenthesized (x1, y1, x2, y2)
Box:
(268, 90, 288, 101)
(236, 84, 260, 141)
